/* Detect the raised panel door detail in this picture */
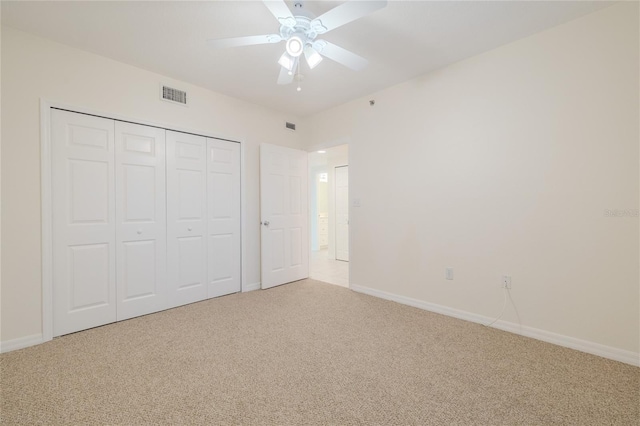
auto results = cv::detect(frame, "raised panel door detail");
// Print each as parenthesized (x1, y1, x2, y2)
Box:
(211, 147, 232, 164)
(210, 172, 232, 219)
(68, 159, 109, 224)
(123, 133, 155, 155)
(209, 234, 233, 282)
(123, 164, 156, 222)
(268, 174, 285, 216)
(122, 240, 157, 300)
(178, 236, 205, 289)
(270, 229, 285, 272)
(271, 155, 285, 170)
(176, 141, 201, 160)
(289, 158, 302, 173)
(290, 227, 302, 267)
(68, 124, 109, 150)
(178, 170, 203, 220)
(68, 244, 110, 311)
(290, 176, 301, 214)
(52, 109, 117, 337)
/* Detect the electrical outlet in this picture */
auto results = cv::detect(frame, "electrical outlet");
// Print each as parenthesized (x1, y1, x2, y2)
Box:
(502, 275, 512, 289)
(445, 268, 454, 280)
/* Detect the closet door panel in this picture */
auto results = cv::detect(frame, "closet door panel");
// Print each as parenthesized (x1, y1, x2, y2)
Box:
(167, 131, 208, 307)
(52, 110, 243, 335)
(115, 122, 167, 320)
(207, 139, 241, 298)
(52, 110, 116, 336)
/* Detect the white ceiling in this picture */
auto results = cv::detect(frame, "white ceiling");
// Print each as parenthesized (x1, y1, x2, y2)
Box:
(2, 1, 613, 117)
(309, 143, 349, 167)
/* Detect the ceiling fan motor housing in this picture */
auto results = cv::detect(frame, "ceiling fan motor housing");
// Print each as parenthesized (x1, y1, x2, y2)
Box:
(280, 16, 320, 52)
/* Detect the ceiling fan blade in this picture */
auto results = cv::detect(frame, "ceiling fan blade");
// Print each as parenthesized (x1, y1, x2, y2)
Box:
(314, 40, 368, 71)
(262, 0, 296, 28)
(310, 0, 387, 34)
(207, 34, 282, 49)
(277, 66, 294, 85)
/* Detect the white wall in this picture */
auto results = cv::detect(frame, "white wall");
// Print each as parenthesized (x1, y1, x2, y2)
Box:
(0, 27, 306, 343)
(307, 3, 639, 357)
(317, 179, 328, 214)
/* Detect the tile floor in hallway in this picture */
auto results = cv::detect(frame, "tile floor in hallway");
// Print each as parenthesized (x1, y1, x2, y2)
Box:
(310, 249, 349, 288)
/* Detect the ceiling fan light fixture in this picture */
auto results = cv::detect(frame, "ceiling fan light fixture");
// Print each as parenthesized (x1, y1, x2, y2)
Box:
(285, 35, 304, 57)
(304, 45, 323, 69)
(207, 0, 389, 87)
(278, 52, 295, 71)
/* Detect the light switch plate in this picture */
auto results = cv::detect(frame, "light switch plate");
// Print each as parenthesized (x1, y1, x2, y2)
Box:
(446, 268, 454, 280)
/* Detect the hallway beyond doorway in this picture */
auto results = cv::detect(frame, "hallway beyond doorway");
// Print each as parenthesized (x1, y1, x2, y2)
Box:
(310, 249, 348, 288)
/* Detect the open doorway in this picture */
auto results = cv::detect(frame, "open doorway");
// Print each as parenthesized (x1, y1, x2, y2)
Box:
(308, 145, 349, 287)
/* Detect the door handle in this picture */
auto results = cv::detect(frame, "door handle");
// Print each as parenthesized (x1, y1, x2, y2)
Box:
(261, 221, 270, 226)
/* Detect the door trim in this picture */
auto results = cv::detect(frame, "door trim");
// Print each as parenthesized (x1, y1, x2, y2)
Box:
(40, 99, 245, 346)
(334, 165, 349, 262)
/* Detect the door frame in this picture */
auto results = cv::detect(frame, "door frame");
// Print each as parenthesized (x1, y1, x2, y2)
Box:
(334, 165, 349, 262)
(306, 140, 351, 288)
(40, 99, 246, 344)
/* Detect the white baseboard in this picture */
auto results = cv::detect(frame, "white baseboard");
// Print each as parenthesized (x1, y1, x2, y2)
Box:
(243, 282, 261, 292)
(0, 334, 45, 354)
(350, 284, 639, 367)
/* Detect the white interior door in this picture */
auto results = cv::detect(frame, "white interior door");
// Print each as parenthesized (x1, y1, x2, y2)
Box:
(335, 165, 349, 262)
(52, 109, 117, 336)
(115, 121, 167, 320)
(260, 144, 308, 289)
(207, 138, 241, 298)
(167, 131, 208, 307)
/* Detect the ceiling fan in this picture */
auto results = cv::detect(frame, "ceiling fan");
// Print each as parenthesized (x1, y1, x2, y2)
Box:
(207, 0, 388, 87)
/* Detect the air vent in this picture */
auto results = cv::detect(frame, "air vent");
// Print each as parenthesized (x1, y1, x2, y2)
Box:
(285, 122, 296, 131)
(160, 85, 188, 106)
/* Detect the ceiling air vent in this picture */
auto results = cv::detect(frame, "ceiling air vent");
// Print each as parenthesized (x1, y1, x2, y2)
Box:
(160, 84, 188, 106)
(285, 122, 296, 131)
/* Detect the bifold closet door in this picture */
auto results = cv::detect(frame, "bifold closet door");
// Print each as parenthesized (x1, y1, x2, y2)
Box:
(167, 131, 208, 307)
(207, 139, 241, 298)
(115, 122, 167, 320)
(52, 110, 242, 336)
(52, 110, 117, 336)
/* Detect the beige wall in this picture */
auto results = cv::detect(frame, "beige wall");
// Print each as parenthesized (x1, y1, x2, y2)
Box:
(0, 27, 305, 342)
(308, 3, 639, 354)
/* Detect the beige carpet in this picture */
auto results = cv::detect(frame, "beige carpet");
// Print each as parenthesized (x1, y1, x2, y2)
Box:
(1, 279, 638, 425)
